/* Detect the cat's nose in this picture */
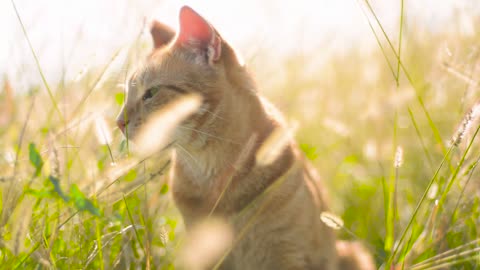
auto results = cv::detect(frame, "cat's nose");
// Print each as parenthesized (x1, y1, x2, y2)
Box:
(117, 118, 128, 134)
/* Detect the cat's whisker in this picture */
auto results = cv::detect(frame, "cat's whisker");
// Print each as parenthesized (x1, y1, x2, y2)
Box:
(178, 125, 240, 145)
(198, 106, 226, 121)
(174, 142, 202, 171)
(133, 94, 202, 157)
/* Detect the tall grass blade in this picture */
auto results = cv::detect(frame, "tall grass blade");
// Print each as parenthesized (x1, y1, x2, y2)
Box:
(10, 0, 64, 123)
(411, 239, 480, 269)
(411, 249, 480, 270)
(123, 195, 145, 251)
(437, 124, 480, 213)
(359, 0, 449, 160)
(387, 145, 454, 266)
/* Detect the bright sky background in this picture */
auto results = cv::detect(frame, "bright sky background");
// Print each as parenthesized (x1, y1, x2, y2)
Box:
(0, 0, 478, 90)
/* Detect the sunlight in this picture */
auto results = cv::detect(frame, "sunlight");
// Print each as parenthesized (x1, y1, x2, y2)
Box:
(2, 0, 480, 269)
(2, 0, 475, 91)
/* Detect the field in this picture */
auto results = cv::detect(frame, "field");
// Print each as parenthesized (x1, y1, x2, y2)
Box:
(1, 1, 480, 269)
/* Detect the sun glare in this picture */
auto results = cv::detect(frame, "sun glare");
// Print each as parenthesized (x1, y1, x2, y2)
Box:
(2, 0, 475, 91)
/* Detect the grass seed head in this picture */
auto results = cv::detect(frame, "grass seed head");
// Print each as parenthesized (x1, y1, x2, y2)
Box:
(134, 94, 202, 157)
(94, 115, 113, 145)
(256, 121, 298, 166)
(394, 146, 403, 168)
(179, 218, 233, 270)
(451, 102, 480, 147)
(320, 212, 344, 230)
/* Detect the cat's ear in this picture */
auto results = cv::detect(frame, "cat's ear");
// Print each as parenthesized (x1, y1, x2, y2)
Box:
(150, 20, 176, 49)
(176, 6, 221, 64)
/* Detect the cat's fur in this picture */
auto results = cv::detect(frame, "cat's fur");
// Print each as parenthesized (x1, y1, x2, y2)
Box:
(117, 6, 375, 270)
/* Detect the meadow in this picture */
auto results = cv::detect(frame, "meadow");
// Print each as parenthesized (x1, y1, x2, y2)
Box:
(1, 1, 480, 269)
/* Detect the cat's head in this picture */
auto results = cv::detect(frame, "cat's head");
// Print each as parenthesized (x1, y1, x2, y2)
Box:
(116, 6, 247, 147)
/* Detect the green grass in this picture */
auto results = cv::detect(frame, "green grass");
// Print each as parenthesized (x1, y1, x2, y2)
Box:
(1, 1, 480, 269)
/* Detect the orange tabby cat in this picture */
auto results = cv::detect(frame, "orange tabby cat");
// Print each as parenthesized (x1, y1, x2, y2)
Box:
(116, 6, 375, 270)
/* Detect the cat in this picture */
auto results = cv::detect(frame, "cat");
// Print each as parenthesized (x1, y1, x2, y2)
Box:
(116, 6, 375, 270)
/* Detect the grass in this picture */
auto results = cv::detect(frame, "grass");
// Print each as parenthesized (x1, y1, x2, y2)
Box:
(1, 1, 480, 269)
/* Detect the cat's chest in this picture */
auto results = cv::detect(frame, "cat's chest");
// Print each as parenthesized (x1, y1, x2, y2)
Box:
(173, 148, 222, 179)
(170, 154, 250, 221)
(170, 155, 220, 207)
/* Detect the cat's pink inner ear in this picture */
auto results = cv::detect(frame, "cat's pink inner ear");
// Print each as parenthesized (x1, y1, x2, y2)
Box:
(178, 6, 212, 45)
(150, 20, 175, 49)
(177, 6, 221, 62)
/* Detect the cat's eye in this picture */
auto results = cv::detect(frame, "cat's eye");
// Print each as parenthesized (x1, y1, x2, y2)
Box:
(142, 86, 161, 101)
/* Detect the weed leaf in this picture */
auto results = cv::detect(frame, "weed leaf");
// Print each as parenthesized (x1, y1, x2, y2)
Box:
(48, 175, 70, 202)
(300, 143, 319, 161)
(70, 184, 101, 217)
(28, 143, 43, 176)
(160, 183, 169, 195)
(25, 188, 53, 199)
(115, 92, 125, 106)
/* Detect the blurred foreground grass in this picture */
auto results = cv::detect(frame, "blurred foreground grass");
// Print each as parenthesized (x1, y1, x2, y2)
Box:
(1, 3, 480, 270)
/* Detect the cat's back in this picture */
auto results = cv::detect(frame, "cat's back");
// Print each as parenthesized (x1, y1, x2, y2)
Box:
(222, 147, 339, 270)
